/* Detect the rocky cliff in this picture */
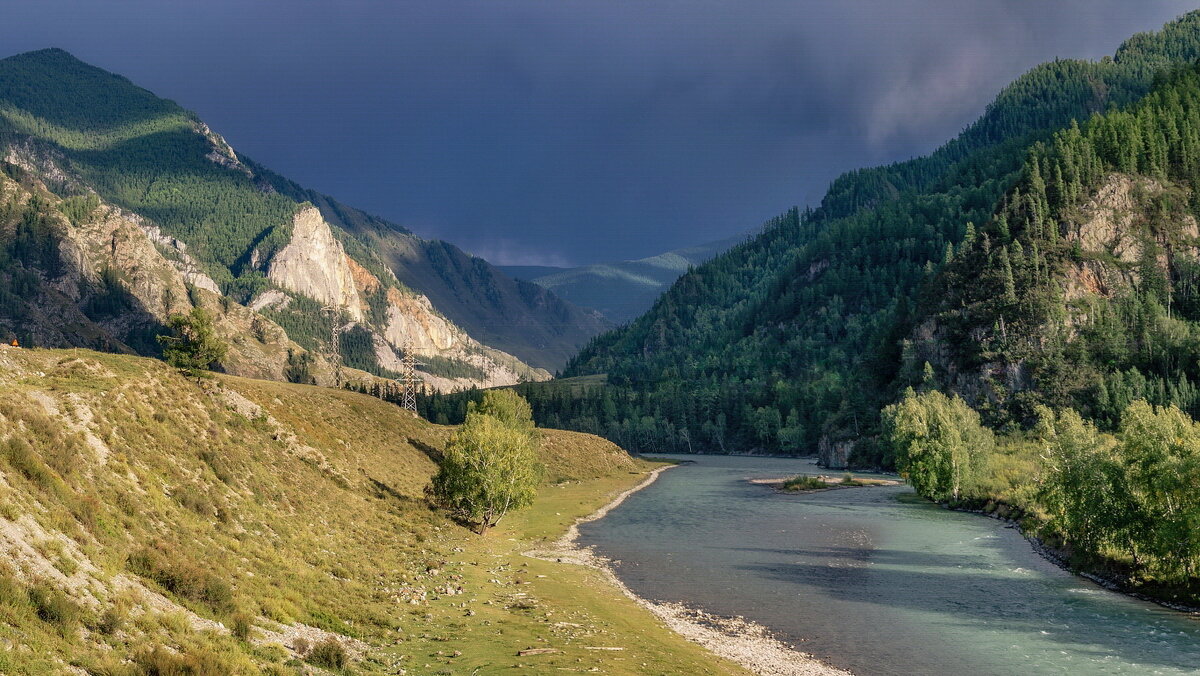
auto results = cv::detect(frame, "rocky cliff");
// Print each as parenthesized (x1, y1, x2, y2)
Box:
(266, 206, 363, 320)
(242, 157, 611, 371)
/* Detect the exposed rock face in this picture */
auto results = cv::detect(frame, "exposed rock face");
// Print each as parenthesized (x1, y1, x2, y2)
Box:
(910, 173, 1200, 416)
(378, 288, 549, 389)
(1064, 174, 1200, 302)
(195, 120, 248, 175)
(136, 221, 221, 295)
(818, 435, 854, 469)
(267, 207, 363, 320)
(383, 289, 456, 353)
(0, 171, 326, 383)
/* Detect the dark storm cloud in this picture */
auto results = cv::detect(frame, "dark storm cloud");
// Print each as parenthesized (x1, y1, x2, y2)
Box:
(0, 1, 1196, 264)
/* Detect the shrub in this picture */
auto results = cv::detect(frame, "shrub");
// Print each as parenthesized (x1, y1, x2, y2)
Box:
(128, 544, 235, 613)
(134, 645, 233, 676)
(230, 611, 253, 641)
(2, 437, 56, 491)
(306, 638, 347, 669)
(97, 604, 126, 635)
(29, 583, 83, 634)
(0, 569, 28, 609)
(174, 485, 214, 516)
(781, 475, 827, 491)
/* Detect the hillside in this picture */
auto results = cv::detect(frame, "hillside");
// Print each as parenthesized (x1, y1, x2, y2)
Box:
(500, 235, 744, 324)
(0, 346, 749, 675)
(0, 48, 604, 389)
(908, 64, 1200, 436)
(520, 11, 1200, 460)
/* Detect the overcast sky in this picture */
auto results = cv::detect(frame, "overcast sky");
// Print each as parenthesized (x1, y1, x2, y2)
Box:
(1, 1, 1197, 265)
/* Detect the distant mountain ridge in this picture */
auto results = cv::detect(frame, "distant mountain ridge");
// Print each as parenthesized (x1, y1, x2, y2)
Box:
(500, 235, 744, 324)
(0, 48, 608, 388)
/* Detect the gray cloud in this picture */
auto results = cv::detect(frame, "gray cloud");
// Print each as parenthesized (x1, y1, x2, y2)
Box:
(0, 1, 1195, 264)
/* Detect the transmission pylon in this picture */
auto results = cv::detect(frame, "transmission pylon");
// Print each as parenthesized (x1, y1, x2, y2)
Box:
(399, 339, 421, 413)
(321, 305, 347, 387)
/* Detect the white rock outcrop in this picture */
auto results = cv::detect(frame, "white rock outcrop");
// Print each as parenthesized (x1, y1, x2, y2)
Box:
(267, 207, 363, 320)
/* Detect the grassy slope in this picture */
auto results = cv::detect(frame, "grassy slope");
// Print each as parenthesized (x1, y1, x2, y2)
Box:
(0, 348, 744, 675)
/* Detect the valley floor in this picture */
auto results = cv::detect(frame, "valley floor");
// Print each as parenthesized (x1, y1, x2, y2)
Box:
(399, 467, 757, 675)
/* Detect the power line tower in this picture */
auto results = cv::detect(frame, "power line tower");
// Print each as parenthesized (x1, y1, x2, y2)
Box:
(321, 305, 347, 387)
(399, 339, 421, 413)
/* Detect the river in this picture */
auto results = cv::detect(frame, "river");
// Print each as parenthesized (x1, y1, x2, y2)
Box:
(577, 454, 1200, 675)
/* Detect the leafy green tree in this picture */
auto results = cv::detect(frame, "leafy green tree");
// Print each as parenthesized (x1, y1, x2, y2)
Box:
(472, 388, 537, 436)
(157, 308, 227, 377)
(1035, 406, 1134, 558)
(882, 389, 992, 501)
(429, 390, 542, 534)
(1119, 401, 1200, 580)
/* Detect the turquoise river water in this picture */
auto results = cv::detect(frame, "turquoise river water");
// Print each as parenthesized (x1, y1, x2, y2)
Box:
(577, 454, 1200, 675)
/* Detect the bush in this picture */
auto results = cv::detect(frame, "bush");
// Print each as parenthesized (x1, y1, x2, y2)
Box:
(134, 645, 233, 676)
(97, 604, 126, 635)
(29, 583, 82, 634)
(230, 611, 253, 641)
(781, 475, 827, 491)
(128, 544, 235, 613)
(2, 437, 56, 491)
(306, 638, 347, 669)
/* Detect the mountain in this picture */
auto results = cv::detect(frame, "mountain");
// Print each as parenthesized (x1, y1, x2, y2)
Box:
(500, 235, 745, 324)
(0, 48, 606, 389)
(913, 64, 1200, 437)
(433, 11, 1200, 460)
(240, 158, 611, 371)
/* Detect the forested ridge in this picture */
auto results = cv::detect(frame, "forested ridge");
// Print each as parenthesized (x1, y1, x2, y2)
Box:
(0, 48, 300, 291)
(420, 12, 1200, 458)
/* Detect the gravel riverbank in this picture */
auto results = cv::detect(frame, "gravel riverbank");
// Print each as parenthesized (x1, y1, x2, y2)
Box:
(526, 465, 852, 676)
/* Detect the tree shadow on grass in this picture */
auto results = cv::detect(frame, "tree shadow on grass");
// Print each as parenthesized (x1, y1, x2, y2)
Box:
(408, 437, 443, 464)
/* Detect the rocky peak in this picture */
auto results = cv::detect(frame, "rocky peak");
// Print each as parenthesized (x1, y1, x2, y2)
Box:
(266, 206, 363, 320)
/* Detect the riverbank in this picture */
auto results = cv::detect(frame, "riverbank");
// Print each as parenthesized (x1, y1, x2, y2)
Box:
(950, 499, 1200, 615)
(528, 465, 852, 676)
(392, 461, 756, 675)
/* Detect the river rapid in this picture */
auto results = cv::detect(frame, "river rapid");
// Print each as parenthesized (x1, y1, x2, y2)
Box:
(577, 454, 1200, 675)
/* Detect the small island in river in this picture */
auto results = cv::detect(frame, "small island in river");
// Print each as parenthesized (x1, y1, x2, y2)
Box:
(751, 473, 902, 492)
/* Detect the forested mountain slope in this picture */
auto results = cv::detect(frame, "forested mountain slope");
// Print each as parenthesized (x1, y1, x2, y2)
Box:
(500, 234, 744, 324)
(510, 11, 1200, 460)
(0, 48, 602, 388)
(912, 64, 1200, 437)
